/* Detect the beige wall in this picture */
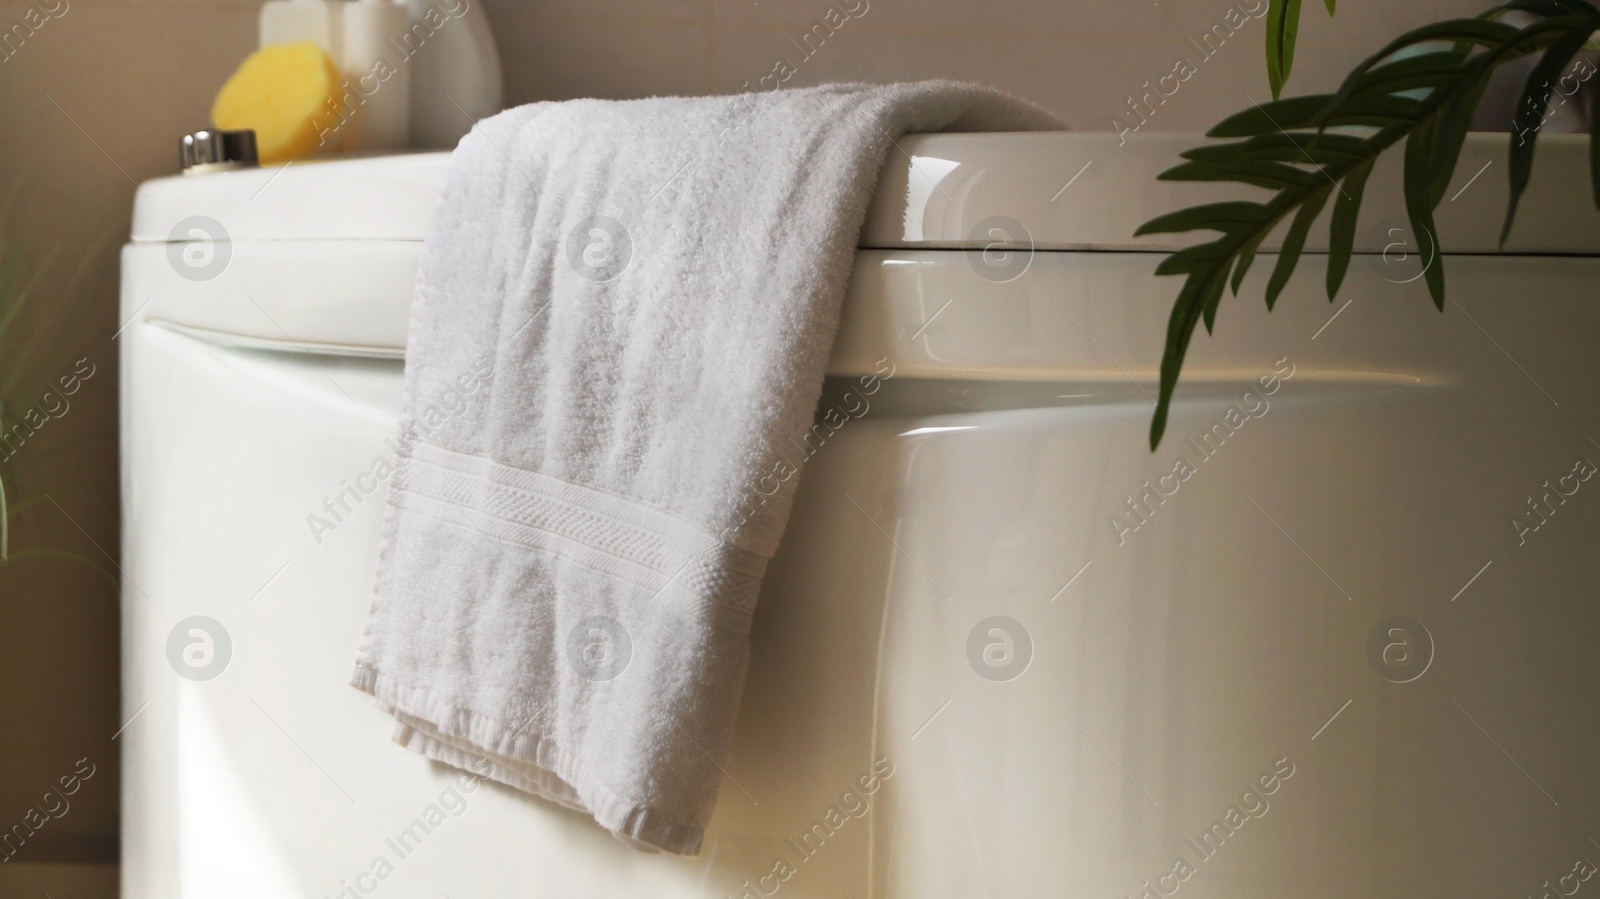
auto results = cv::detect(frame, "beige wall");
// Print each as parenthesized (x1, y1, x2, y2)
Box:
(0, 0, 259, 871)
(490, 0, 1490, 128)
(0, 0, 1493, 871)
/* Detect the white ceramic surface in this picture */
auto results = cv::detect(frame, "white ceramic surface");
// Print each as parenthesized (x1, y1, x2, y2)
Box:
(129, 132, 1600, 253)
(858, 131, 1600, 253)
(121, 135, 1600, 899)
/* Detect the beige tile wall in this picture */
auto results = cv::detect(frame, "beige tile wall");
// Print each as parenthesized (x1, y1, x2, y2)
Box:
(0, 0, 258, 866)
(0, 0, 1498, 866)
(486, 0, 1496, 126)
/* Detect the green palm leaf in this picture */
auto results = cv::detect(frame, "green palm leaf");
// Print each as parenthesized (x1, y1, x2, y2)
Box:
(1266, 0, 1340, 98)
(1326, 158, 1374, 298)
(1137, 4, 1600, 450)
(1266, 0, 1303, 99)
(1502, 21, 1597, 243)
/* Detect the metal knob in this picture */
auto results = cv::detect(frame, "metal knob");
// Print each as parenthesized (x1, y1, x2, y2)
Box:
(180, 129, 258, 174)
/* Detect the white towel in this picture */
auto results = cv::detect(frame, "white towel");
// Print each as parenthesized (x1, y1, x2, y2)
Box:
(351, 81, 1060, 855)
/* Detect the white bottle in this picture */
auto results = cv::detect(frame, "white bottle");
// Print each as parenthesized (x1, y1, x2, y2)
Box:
(259, 0, 341, 52)
(339, 0, 412, 151)
(257, 0, 413, 154)
(395, 0, 503, 149)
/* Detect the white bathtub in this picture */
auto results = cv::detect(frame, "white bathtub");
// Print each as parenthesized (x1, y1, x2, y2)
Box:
(120, 132, 1600, 898)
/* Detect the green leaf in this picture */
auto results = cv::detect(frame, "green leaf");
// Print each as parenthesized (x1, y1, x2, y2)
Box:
(1327, 158, 1375, 299)
(1326, 19, 1522, 114)
(1267, 0, 1304, 100)
(1428, 66, 1493, 206)
(1138, 7, 1600, 449)
(1324, 0, 1335, 12)
(1502, 24, 1595, 245)
(1265, 185, 1333, 310)
(1342, 51, 1471, 102)
(1503, 0, 1598, 15)
(1211, 95, 1334, 137)
(1159, 159, 1326, 192)
(1326, 93, 1432, 126)
(1231, 230, 1270, 295)
(1183, 132, 1368, 166)
(1135, 201, 1270, 236)
(1150, 267, 1225, 449)
(1403, 119, 1446, 309)
(1155, 243, 1231, 275)
(1211, 93, 1428, 139)
(1201, 259, 1231, 332)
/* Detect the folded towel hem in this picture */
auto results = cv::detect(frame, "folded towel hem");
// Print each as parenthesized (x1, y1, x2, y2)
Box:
(351, 662, 706, 855)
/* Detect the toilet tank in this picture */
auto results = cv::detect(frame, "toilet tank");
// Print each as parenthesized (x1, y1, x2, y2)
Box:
(121, 133, 1600, 898)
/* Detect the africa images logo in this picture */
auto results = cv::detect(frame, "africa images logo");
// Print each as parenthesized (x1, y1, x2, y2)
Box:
(166, 615, 232, 682)
(566, 215, 633, 283)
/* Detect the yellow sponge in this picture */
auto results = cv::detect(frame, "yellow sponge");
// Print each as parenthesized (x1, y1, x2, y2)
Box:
(212, 42, 343, 164)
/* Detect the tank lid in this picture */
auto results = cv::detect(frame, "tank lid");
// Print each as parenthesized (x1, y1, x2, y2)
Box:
(129, 133, 1600, 254)
(130, 151, 453, 244)
(860, 131, 1600, 255)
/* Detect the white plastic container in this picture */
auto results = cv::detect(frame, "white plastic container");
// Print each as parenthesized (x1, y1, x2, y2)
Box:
(396, 0, 502, 149)
(257, 0, 413, 153)
(338, 0, 412, 151)
(258, 0, 341, 51)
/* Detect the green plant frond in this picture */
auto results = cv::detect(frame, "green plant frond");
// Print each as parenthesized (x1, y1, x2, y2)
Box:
(1342, 51, 1476, 102)
(1136, 4, 1600, 449)
(1267, 0, 1304, 99)
(1421, 12, 1600, 217)
(1327, 93, 1437, 127)
(1500, 0, 1598, 16)
(1324, 20, 1523, 122)
(1182, 131, 1370, 168)
(1155, 245, 1227, 276)
(4, 492, 55, 521)
(1427, 69, 1495, 205)
(1210, 93, 1435, 138)
(1263, 0, 1338, 98)
(1265, 184, 1334, 310)
(1150, 265, 1227, 445)
(1135, 201, 1271, 236)
(1201, 260, 1230, 331)
(1231, 231, 1271, 295)
(1402, 116, 1447, 308)
(1210, 94, 1335, 137)
(1502, 24, 1598, 242)
(1327, 157, 1375, 298)
(1159, 159, 1328, 192)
